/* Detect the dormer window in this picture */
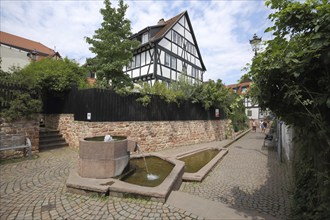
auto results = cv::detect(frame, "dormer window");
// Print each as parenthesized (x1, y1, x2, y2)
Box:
(142, 32, 149, 44)
(27, 49, 38, 61)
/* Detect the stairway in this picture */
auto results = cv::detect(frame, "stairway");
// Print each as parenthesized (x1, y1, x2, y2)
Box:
(39, 128, 69, 151)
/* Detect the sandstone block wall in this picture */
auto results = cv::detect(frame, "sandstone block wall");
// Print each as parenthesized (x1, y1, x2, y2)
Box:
(44, 114, 233, 152)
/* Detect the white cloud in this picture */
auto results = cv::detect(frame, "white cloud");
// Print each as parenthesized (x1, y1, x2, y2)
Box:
(0, 0, 272, 85)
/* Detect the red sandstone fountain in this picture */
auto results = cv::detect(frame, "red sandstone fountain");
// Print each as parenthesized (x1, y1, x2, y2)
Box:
(78, 136, 137, 178)
(67, 135, 185, 202)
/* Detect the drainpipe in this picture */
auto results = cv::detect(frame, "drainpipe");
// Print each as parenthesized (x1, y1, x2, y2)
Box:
(278, 121, 283, 162)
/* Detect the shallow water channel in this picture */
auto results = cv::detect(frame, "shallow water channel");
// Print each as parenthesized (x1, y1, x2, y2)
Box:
(179, 149, 220, 173)
(84, 136, 125, 141)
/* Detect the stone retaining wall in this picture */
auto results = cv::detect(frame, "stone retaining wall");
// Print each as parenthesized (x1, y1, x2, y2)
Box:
(0, 117, 39, 156)
(44, 114, 233, 152)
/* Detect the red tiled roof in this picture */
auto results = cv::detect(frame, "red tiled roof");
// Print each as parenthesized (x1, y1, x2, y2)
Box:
(151, 11, 185, 42)
(227, 81, 252, 95)
(0, 31, 58, 57)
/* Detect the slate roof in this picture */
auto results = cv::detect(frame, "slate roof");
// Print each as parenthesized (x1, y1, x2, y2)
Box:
(0, 31, 60, 58)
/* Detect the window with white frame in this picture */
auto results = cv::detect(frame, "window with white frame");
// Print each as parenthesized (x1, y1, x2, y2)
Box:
(173, 31, 177, 43)
(135, 54, 141, 67)
(171, 56, 176, 69)
(165, 53, 170, 66)
(142, 32, 149, 44)
(164, 53, 177, 69)
(192, 67, 199, 78)
(178, 35, 182, 46)
(131, 58, 135, 68)
(182, 64, 187, 73)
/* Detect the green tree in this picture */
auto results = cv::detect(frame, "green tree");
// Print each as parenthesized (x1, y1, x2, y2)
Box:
(85, 0, 139, 92)
(170, 74, 198, 101)
(15, 58, 86, 95)
(1, 92, 42, 121)
(238, 73, 252, 83)
(249, 0, 330, 218)
(134, 78, 248, 131)
(0, 65, 42, 121)
(192, 79, 247, 131)
(192, 79, 230, 111)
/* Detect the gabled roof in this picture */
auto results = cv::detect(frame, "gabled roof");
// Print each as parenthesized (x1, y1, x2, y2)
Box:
(226, 81, 252, 95)
(132, 11, 206, 71)
(150, 11, 185, 42)
(0, 31, 60, 57)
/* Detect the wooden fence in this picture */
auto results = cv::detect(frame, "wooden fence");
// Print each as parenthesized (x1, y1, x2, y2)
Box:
(44, 88, 226, 122)
(0, 81, 29, 110)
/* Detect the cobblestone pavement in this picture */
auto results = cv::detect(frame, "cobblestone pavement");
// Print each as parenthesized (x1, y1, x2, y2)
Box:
(0, 131, 292, 220)
(180, 131, 292, 220)
(0, 148, 200, 220)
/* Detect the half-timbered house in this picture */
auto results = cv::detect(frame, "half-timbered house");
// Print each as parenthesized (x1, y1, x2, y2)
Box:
(124, 11, 206, 85)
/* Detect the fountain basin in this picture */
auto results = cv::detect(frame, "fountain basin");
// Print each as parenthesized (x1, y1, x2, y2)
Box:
(67, 153, 184, 202)
(176, 147, 228, 182)
(122, 156, 174, 187)
(79, 136, 136, 179)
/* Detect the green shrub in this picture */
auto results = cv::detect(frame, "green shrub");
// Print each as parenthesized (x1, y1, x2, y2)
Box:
(1, 92, 42, 121)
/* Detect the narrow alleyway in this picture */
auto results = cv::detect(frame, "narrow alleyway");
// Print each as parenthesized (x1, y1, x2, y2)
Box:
(180, 131, 292, 219)
(0, 130, 292, 219)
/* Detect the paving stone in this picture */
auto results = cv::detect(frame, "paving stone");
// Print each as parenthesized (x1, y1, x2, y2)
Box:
(0, 132, 290, 220)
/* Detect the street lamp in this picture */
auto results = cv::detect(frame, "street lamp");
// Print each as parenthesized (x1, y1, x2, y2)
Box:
(249, 33, 262, 56)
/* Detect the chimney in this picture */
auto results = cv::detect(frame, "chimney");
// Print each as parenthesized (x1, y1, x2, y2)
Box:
(158, 18, 165, 25)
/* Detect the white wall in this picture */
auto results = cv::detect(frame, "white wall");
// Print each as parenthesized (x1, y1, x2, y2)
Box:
(246, 107, 259, 120)
(278, 122, 294, 162)
(0, 45, 30, 72)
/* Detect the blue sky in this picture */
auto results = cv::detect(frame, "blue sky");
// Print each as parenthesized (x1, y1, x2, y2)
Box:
(0, 0, 273, 85)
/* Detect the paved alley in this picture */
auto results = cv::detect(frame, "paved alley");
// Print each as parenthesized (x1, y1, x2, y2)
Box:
(0, 131, 292, 219)
(180, 131, 292, 219)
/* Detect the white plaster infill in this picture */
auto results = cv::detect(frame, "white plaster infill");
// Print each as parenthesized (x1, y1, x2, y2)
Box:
(66, 153, 185, 203)
(176, 147, 228, 182)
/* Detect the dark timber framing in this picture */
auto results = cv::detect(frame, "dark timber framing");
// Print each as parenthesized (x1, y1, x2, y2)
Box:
(124, 11, 206, 85)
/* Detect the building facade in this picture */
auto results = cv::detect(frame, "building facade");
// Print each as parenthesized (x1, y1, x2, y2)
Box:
(227, 81, 268, 120)
(124, 11, 206, 85)
(0, 31, 61, 72)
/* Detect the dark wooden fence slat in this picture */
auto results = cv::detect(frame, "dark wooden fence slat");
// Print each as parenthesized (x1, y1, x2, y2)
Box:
(44, 88, 226, 122)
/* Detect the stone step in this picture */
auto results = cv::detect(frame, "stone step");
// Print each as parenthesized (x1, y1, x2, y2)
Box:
(40, 129, 61, 136)
(39, 128, 68, 150)
(39, 142, 69, 150)
(39, 136, 66, 144)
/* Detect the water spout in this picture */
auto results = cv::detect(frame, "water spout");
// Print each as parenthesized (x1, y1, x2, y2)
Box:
(104, 135, 112, 142)
(136, 144, 159, 181)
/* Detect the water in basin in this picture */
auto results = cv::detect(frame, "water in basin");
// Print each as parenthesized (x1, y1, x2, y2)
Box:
(84, 136, 126, 141)
(122, 156, 174, 187)
(179, 149, 220, 173)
